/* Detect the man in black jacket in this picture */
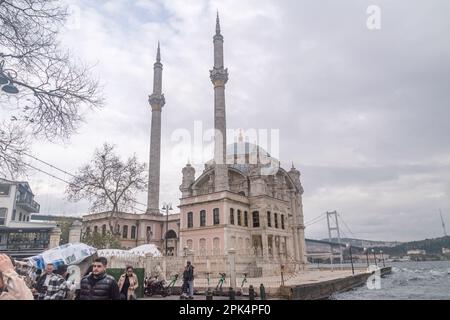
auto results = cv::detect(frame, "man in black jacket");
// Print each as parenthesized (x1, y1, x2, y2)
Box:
(183, 261, 194, 299)
(78, 257, 120, 300)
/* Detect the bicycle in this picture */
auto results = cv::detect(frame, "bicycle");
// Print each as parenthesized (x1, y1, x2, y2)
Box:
(215, 273, 226, 292)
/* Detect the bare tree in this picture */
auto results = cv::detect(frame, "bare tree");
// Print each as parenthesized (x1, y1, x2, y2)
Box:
(66, 143, 147, 234)
(0, 0, 103, 177)
(0, 121, 29, 179)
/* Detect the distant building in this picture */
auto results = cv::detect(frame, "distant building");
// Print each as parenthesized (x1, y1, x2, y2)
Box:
(0, 178, 59, 257)
(407, 249, 426, 255)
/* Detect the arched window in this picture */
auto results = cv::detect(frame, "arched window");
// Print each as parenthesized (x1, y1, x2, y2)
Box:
(94, 226, 98, 234)
(213, 237, 220, 255)
(123, 225, 128, 239)
(229, 208, 235, 225)
(230, 236, 236, 249)
(187, 212, 193, 228)
(281, 214, 285, 230)
(237, 210, 242, 226)
(252, 211, 260, 228)
(213, 208, 220, 225)
(131, 226, 136, 239)
(86, 227, 91, 236)
(244, 211, 248, 227)
(115, 224, 120, 235)
(200, 210, 206, 227)
(274, 213, 278, 229)
(238, 237, 243, 253)
(267, 211, 272, 227)
(19, 212, 22, 222)
(199, 238, 206, 256)
(102, 224, 107, 236)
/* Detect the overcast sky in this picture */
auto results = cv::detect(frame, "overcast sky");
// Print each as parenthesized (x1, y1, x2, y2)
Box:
(12, 0, 450, 242)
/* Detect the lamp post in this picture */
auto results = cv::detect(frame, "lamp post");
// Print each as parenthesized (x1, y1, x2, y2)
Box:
(162, 202, 173, 256)
(364, 247, 369, 267)
(380, 250, 385, 267)
(371, 249, 377, 267)
(346, 244, 354, 275)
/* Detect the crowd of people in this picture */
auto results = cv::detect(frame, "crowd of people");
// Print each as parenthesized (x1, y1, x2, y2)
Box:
(0, 253, 197, 300)
(0, 254, 140, 300)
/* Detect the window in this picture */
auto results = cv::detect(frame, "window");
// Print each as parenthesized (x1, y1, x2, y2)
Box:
(200, 210, 206, 227)
(199, 238, 206, 256)
(213, 208, 220, 225)
(102, 224, 107, 236)
(94, 226, 98, 234)
(26, 216, 30, 222)
(19, 212, 22, 222)
(267, 211, 272, 227)
(229, 208, 234, 225)
(86, 227, 91, 236)
(281, 215, 285, 230)
(116, 224, 120, 235)
(131, 226, 136, 239)
(237, 210, 242, 226)
(252, 211, 260, 228)
(213, 238, 220, 255)
(187, 212, 193, 228)
(187, 239, 193, 250)
(244, 211, 248, 227)
(123, 225, 128, 239)
(12, 209, 16, 221)
(274, 213, 278, 228)
(0, 208, 7, 226)
(0, 184, 10, 196)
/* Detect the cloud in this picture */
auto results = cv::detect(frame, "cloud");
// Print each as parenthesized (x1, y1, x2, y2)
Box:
(8, 0, 450, 242)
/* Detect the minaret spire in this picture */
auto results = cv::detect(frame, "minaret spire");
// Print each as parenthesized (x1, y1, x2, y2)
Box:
(210, 13, 229, 191)
(156, 41, 161, 62)
(147, 43, 166, 214)
(216, 11, 221, 35)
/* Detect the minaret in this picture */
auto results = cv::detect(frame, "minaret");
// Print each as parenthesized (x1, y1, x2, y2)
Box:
(210, 12, 229, 192)
(147, 42, 165, 214)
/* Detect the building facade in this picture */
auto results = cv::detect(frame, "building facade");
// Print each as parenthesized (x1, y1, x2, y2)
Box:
(177, 15, 307, 265)
(82, 212, 180, 254)
(0, 178, 59, 257)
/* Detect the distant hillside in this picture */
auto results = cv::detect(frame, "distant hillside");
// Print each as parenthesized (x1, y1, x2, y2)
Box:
(322, 238, 402, 248)
(373, 236, 450, 256)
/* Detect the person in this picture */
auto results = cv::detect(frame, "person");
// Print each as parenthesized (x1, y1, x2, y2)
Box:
(0, 254, 34, 300)
(33, 263, 54, 300)
(182, 261, 194, 299)
(118, 266, 139, 300)
(78, 257, 120, 300)
(43, 264, 72, 300)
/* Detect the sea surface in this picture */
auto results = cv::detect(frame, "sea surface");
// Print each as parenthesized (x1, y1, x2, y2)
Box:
(331, 260, 450, 300)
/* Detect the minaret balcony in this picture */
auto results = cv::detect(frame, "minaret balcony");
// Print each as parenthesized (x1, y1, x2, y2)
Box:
(149, 93, 166, 108)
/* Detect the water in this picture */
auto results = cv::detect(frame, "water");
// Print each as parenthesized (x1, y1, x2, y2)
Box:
(332, 260, 450, 300)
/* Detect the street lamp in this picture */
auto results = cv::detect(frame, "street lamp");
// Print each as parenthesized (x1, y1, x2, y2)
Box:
(371, 249, 377, 267)
(380, 250, 385, 267)
(346, 243, 354, 275)
(364, 247, 369, 267)
(0, 60, 19, 94)
(162, 202, 173, 256)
